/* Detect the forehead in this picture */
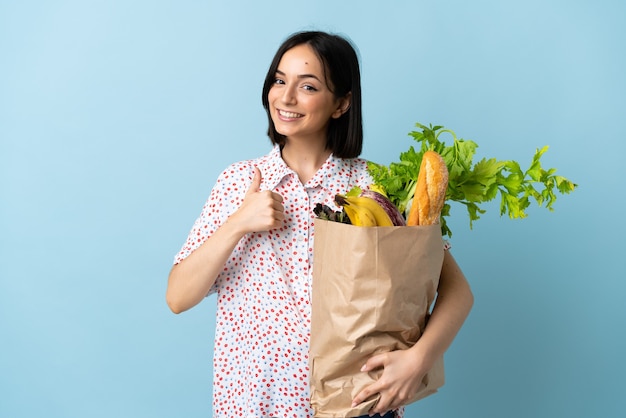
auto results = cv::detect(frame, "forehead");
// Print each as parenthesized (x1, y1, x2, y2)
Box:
(278, 44, 324, 74)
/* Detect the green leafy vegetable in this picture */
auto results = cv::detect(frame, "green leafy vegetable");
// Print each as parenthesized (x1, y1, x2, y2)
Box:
(367, 123, 578, 237)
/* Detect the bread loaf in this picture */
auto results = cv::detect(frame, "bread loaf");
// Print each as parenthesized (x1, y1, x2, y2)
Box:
(407, 150, 449, 226)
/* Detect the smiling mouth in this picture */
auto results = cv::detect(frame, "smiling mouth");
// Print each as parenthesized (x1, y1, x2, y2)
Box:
(278, 109, 304, 119)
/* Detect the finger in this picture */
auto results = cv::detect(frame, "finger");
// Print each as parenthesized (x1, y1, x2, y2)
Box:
(370, 388, 401, 415)
(352, 355, 389, 407)
(351, 381, 383, 408)
(371, 398, 394, 416)
(271, 191, 284, 203)
(246, 167, 262, 195)
(361, 353, 387, 372)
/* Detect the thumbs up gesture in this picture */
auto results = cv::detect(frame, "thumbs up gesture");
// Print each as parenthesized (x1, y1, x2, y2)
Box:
(230, 167, 285, 232)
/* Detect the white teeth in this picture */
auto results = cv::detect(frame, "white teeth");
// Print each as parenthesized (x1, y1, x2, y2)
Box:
(279, 110, 303, 118)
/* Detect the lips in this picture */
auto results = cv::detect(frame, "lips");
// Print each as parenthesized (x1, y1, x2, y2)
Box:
(278, 109, 304, 119)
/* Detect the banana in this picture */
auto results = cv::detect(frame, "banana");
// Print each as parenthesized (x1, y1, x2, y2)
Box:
(334, 194, 394, 227)
(344, 202, 378, 226)
(349, 196, 395, 226)
(335, 194, 377, 226)
(359, 189, 407, 226)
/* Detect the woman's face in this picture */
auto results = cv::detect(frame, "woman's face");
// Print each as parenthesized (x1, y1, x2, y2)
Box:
(268, 44, 349, 145)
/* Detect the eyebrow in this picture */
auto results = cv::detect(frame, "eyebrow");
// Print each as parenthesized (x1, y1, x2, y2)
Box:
(275, 69, 322, 82)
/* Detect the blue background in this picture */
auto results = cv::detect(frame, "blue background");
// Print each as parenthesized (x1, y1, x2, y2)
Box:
(1, 1, 625, 417)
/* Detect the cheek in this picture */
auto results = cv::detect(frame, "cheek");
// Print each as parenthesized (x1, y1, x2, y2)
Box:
(267, 87, 280, 105)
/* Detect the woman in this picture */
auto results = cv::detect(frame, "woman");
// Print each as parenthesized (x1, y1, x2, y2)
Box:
(167, 30, 473, 418)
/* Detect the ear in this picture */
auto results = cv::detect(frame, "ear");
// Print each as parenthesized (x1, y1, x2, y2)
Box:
(331, 92, 352, 119)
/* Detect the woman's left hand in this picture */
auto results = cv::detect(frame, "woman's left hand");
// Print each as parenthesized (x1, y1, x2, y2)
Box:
(351, 348, 428, 415)
(352, 250, 474, 415)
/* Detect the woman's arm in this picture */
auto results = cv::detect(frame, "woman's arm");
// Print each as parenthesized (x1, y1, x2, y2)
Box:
(408, 250, 474, 369)
(166, 168, 284, 314)
(166, 217, 249, 314)
(352, 250, 474, 414)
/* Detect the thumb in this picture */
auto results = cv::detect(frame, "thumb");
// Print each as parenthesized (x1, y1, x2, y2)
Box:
(246, 167, 262, 195)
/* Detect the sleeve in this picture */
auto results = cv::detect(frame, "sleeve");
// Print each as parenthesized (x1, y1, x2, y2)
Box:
(172, 161, 254, 265)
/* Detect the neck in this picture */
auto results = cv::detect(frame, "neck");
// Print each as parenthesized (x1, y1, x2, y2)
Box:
(281, 141, 331, 185)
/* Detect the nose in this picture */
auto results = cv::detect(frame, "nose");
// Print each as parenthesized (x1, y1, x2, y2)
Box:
(280, 84, 297, 105)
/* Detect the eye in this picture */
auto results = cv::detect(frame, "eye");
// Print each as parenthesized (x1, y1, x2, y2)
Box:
(303, 84, 318, 92)
(274, 78, 285, 85)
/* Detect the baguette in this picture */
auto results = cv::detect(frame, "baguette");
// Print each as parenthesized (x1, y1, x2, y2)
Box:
(407, 150, 449, 226)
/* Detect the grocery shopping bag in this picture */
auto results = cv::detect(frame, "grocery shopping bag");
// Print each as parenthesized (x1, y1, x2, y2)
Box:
(309, 219, 445, 417)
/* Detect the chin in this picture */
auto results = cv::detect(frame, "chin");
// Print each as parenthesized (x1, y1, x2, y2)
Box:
(272, 124, 293, 138)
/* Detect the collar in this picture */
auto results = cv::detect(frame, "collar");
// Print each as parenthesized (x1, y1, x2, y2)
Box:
(259, 145, 354, 192)
(258, 145, 292, 191)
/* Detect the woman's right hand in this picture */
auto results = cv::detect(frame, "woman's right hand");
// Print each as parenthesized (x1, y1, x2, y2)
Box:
(228, 166, 284, 233)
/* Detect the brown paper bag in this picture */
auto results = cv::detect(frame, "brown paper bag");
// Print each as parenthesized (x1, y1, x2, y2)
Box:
(309, 219, 446, 417)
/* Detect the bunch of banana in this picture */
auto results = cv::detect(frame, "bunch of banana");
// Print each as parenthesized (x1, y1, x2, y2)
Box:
(334, 190, 406, 227)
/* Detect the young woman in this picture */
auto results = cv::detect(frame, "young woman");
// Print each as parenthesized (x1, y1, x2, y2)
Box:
(166, 30, 473, 418)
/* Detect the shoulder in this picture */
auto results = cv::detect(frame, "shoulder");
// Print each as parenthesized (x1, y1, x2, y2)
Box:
(321, 156, 373, 193)
(351, 157, 370, 171)
(215, 150, 274, 185)
(330, 155, 370, 174)
(347, 157, 374, 185)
